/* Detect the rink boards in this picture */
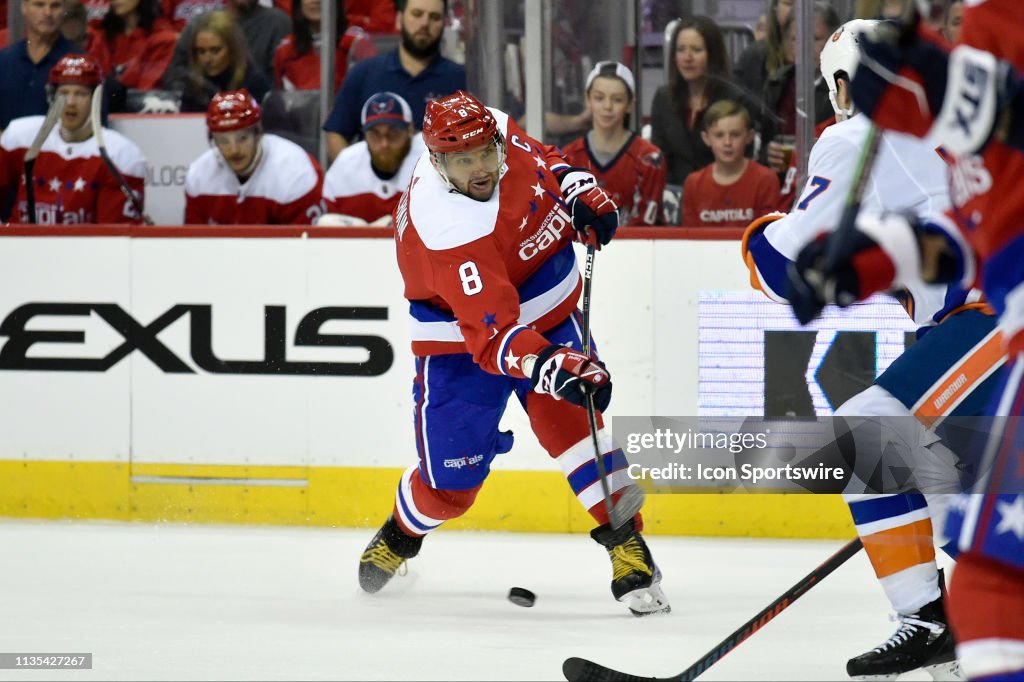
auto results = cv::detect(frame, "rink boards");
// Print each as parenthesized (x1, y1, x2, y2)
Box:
(0, 227, 917, 537)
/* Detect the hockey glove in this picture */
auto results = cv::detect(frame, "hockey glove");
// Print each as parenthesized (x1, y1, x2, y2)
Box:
(557, 168, 619, 248)
(529, 344, 612, 412)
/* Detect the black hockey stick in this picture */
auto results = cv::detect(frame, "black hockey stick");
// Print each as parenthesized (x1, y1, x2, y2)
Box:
(90, 82, 153, 225)
(562, 538, 863, 682)
(23, 94, 66, 224)
(580, 243, 644, 530)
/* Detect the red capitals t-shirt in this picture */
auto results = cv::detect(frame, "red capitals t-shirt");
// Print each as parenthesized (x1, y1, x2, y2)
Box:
(681, 159, 780, 227)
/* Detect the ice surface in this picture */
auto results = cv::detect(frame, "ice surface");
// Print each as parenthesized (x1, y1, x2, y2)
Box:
(0, 520, 949, 681)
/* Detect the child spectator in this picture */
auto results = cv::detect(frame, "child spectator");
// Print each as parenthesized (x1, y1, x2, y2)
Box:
(681, 99, 779, 228)
(87, 0, 178, 91)
(179, 9, 269, 111)
(272, 0, 374, 91)
(562, 61, 665, 226)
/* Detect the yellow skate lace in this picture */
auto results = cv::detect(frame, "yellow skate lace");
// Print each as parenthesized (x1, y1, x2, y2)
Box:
(360, 543, 406, 575)
(610, 538, 652, 582)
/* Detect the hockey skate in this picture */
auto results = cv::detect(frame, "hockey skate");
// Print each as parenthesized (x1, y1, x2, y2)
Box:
(358, 516, 423, 594)
(591, 520, 671, 617)
(846, 595, 963, 680)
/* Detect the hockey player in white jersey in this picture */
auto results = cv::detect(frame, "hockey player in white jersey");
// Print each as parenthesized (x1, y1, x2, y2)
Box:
(0, 54, 147, 224)
(319, 92, 425, 227)
(742, 20, 1003, 680)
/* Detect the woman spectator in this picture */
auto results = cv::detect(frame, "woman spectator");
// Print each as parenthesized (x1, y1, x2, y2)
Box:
(733, 0, 792, 103)
(650, 15, 755, 186)
(272, 0, 374, 91)
(179, 10, 269, 112)
(759, 2, 839, 174)
(87, 0, 178, 91)
(562, 62, 665, 226)
(941, 0, 963, 43)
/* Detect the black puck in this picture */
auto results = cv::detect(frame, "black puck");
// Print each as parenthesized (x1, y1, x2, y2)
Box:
(508, 586, 536, 607)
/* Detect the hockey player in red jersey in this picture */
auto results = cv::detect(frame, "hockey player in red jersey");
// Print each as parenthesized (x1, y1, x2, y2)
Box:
(0, 54, 146, 225)
(183, 89, 324, 225)
(357, 90, 670, 617)
(786, 2, 1024, 678)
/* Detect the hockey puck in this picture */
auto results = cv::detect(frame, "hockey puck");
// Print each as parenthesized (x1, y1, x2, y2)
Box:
(508, 587, 536, 607)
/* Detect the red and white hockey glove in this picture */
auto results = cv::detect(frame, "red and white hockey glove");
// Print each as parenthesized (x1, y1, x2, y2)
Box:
(528, 344, 612, 411)
(557, 168, 619, 249)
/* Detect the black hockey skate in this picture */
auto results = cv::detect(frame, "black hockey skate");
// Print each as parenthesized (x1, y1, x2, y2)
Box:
(591, 520, 670, 617)
(846, 595, 963, 680)
(358, 516, 423, 594)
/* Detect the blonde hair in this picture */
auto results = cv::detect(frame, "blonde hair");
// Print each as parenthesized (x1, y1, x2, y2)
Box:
(189, 10, 247, 89)
(703, 99, 752, 130)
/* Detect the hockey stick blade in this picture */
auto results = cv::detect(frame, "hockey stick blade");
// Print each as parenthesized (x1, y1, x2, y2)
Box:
(23, 94, 65, 224)
(609, 484, 645, 529)
(91, 82, 153, 225)
(562, 538, 863, 682)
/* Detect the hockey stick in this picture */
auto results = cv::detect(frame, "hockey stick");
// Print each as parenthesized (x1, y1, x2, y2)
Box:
(580, 243, 645, 530)
(90, 82, 153, 225)
(23, 94, 66, 224)
(562, 538, 864, 682)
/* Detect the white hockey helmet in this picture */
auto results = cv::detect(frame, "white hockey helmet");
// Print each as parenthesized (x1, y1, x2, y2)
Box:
(820, 19, 882, 121)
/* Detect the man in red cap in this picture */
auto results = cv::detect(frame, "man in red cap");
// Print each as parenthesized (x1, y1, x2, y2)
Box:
(0, 53, 147, 224)
(183, 88, 324, 225)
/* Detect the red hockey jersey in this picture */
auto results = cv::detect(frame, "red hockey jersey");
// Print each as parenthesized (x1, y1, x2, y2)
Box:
(681, 159, 780, 228)
(561, 133, 666, 226)
(394, 110, 580, 379)
(322, 133, 424, 223)
(184, 133, 323, 225)
(0, 115, 147, 224)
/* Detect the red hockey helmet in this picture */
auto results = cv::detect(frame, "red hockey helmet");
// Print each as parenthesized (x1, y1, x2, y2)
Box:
(207, 89, 262, 133)
(422, 90, 500, 154)
(49, 55, 103, 87)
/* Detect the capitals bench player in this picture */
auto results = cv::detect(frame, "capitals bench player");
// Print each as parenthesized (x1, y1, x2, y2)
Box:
(786, 2, 1024, 679)
(184, 89, 324, 225)
(0, 54, 146, 224)
(357, 90, 670, 617)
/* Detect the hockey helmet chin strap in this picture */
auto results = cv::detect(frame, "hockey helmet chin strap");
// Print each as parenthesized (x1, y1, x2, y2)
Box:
(830, 77, 857, 122)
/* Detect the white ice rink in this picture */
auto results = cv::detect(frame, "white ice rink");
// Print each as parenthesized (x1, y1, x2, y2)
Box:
(0, 520, 953, 681)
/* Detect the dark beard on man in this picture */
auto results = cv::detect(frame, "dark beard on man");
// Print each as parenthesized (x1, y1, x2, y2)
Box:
(400, 24, 442, 60)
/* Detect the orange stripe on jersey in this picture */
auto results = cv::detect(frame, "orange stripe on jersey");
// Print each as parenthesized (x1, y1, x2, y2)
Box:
(740, 213, 784, 294)
(913, 328, 1005, 428)
(861, 518, 936, 579)
(938, 301, 996, 323)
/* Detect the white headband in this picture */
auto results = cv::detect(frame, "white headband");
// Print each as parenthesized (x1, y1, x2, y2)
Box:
(585, 61, 635, 97)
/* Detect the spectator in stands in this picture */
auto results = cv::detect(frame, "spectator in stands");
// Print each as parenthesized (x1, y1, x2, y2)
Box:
(272, 0, 375, 91)
(345, 0, 396, 34)
(733, 0, 791, 106)
(562, 62, 665, 226)
(320, 91, 423, 226)
(0, 54, 147, 223)
(0, 0, 81, 130)
(322, 0, 465, 162)
(184, 89, 323, 224)
(753, 12, 768, 42)
(650, 14, 755, 186)
(941, 0, 962, 43)
(163, 0, 289, 91)
(179, 9, 268, 111)
(162, 0, 222, 32)
(759, 1, 839, 174)
(87, 0, 178, 91)
(680, 99, 778, 228)
(62, 0, 90, 49)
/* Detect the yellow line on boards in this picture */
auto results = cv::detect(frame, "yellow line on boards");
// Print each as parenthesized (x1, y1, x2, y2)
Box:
(0, 460, 855, 538)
